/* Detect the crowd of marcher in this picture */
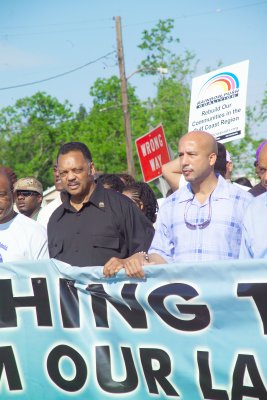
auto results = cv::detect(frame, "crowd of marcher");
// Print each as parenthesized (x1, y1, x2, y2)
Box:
(0, 129, 266, 272)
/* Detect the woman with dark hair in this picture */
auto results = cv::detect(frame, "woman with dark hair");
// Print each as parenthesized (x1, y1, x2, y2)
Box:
(97, 173, 125, 193)
(117, 173, 135, 186)
(122, 182, 158, 224)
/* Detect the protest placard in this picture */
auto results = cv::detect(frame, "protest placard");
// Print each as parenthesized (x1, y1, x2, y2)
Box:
(188, 60, 249, 143)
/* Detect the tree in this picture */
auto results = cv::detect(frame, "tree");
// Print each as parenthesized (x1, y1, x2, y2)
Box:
(225, 101, 267, 180)
(75, 76, 150, 177)
(0, 92, 74, 188)
(1, 19, 266, 188)
(137, 18, 267, 180)
(76, 104, 88, 121)
(148, 77, 191, 150)
(259, 84, 267, 122)
(137, 19, 197, 151)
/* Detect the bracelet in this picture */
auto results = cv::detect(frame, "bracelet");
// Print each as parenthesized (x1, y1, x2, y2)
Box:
(138, 251, 149, 262)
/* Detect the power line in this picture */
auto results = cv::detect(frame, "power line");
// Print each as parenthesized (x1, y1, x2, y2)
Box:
(1, 17, 112, 30)
(121, 1, 267, 27)
(0, 51, 116, 91)
(0, 25, 114, 38)
(2, 2, 266, 37)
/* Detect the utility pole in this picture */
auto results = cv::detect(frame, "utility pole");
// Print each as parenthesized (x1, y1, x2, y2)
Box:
(115, 16, 135, 177)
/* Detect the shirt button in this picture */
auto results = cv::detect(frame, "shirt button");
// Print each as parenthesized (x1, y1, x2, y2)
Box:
(76, 231, 80, 235)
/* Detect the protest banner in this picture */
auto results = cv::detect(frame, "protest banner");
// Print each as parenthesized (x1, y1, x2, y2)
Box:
(1, 258, 267, 399)
(188, 60, 249, 143)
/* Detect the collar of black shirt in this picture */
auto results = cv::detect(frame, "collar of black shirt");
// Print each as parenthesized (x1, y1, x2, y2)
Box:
(62, 183, 107, 213)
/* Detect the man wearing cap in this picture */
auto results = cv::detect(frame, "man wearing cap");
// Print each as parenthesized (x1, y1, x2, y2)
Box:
(0, 170, 48, 262)
(249, 140, 267, 197)
(14, 177, 43, 220)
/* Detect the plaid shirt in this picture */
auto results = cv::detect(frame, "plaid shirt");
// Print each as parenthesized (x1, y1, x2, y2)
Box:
(150, 175, 252, 262)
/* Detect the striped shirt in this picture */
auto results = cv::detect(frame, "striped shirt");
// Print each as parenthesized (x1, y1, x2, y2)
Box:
(150, 175, 252, 262)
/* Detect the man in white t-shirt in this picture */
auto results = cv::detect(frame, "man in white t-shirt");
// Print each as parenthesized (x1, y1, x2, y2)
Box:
(0, 170, 48, 262)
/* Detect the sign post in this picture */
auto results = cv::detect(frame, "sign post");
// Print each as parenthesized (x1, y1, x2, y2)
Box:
(135, 124, 170, 182)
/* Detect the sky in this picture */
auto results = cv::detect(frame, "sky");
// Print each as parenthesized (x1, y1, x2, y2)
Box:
(1, 0, 267, 136)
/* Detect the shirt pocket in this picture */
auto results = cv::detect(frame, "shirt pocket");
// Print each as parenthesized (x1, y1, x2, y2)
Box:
(49, 239, 64, 258)
(91, 235, 120, 250)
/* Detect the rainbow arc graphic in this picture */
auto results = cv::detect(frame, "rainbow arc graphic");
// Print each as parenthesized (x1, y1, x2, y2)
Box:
(198, 72, 239, 99)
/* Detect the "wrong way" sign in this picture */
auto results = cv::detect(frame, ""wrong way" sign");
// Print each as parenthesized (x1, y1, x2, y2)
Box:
(135, 124, 170, 182)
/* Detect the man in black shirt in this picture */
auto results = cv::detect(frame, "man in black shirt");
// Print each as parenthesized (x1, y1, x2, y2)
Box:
(48, 142, 154, 268)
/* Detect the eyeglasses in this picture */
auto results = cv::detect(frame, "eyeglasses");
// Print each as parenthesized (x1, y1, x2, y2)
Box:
(184, 193, 212, 230)
(15, 190, 39, 197)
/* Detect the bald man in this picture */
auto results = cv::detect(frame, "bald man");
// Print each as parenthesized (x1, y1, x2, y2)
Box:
(249, 141, 267, 197)
(104, 131, 252, 278)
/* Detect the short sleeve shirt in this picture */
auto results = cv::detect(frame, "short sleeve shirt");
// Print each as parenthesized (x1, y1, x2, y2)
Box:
(0, 213, 48, 262)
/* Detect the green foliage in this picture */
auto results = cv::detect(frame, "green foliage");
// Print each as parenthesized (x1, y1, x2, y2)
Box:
(138, 18, 197, 81)
(148, 77, 191, 150)
(259, 84, 267, 122)
(225, 104, 266, 179)
(76, 76, 150, 178)
(138, 19, 179, 72)
(76, 104, 88, 121)
(0, 19, 266, 191)
(0, 92, 75, 188)
(137, 18, 197, 152)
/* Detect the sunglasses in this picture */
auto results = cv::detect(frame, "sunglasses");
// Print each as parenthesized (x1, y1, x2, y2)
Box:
(15, 190, 39, 197)
(184, 194, 212, 230)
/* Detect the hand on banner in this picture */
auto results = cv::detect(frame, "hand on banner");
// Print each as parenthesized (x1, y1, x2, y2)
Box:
(124, 252, 167, 278)
(103, 252, 166, 279)
(123, 252, 152, 279)
(103, 257, 125, 277)
(103, 253, 152, 279)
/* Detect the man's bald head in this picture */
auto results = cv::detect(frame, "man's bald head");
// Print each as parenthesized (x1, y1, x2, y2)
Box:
(0, 170, 15, 223)
(0, 169, 13, 192)
(179, 131, 218, 155)
(178, 130, 218, 187)
(0, 167, 16, 191)
(257, 142, 267, 190)
(258, 142, 267, 165)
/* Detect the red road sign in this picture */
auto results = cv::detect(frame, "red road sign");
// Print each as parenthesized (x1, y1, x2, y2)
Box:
(135, 124, 170, 182)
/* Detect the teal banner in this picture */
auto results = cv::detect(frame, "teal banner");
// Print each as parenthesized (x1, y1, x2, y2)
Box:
(1, 258, 267, 399)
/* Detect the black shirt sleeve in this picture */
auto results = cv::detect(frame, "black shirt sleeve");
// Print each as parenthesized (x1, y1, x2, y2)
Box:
(106, 190, 155, 255)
